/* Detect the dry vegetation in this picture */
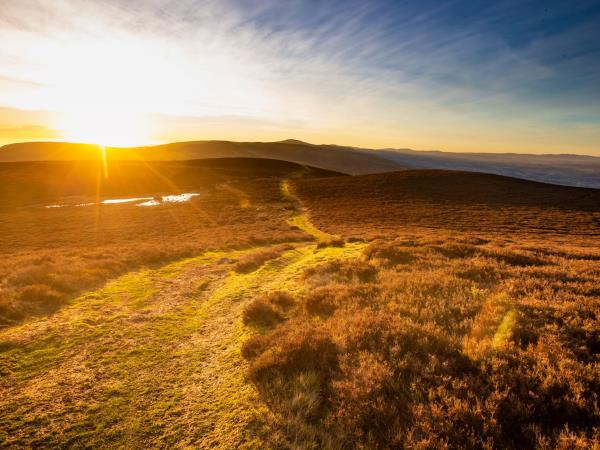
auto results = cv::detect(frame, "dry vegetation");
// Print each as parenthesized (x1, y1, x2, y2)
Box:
(1, 164, 599, 448)
(234, 171, 600, 448)
(0, 157, 339, 210)
(234, 245, 294, 273)
(242, 234, 600, 448)
(294, 170, 600, 238)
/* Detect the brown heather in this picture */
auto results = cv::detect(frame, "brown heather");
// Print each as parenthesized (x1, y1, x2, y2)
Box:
(242, 236, 600, 448)
(294, 170, 600, 239)
(236, 171, 600, 449)
(1, 165, 599, 448)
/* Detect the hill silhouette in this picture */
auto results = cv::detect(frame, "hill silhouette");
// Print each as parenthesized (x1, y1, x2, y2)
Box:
(0, 140, 402, 175)
(3, 139, 599, 188)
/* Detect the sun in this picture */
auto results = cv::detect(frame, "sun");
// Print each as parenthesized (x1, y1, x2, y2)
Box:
(59, 107, 150, 147)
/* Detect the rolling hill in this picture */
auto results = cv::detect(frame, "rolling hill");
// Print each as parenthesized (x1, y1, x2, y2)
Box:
(293, 169, 600, 237)
(1, 161, 599, 448)
(0, 140, 402, 175)
(2, 139, 599, 188)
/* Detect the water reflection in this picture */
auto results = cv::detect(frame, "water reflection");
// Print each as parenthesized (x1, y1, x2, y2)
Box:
(44, 193, 200, 209)
(138, 199, 161, 207)
(137, 193, 200, 206)
(101, 197, 154, 205)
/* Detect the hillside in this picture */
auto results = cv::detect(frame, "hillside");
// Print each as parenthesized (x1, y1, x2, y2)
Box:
(0, 140, 403, 175)
(294, 170, 600, 238)
(0, 157, 340, 209)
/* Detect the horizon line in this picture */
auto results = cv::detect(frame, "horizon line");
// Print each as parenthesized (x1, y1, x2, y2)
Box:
(1, 138, 598, 159)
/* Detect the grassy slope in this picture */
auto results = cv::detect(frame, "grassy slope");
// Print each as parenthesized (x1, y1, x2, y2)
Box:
(0, 174, 311, 327)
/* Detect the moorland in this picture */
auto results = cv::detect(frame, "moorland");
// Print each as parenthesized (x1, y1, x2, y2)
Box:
(0, 152, 598, 449)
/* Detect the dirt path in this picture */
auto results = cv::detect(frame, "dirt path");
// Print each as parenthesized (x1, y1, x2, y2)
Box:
(280, 179, 340, 242)
(0, 239, 364, 447)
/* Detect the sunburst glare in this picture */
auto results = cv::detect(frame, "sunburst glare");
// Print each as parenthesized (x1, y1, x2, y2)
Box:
(59, 108, 150, 147)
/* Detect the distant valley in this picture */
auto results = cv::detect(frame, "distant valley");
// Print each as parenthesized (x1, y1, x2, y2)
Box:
(374, 147, 600, 189)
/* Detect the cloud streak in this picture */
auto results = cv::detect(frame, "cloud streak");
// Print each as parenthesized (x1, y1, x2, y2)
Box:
(0, 0, 599, 153)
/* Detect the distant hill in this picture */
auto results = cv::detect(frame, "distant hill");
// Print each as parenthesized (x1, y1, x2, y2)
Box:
(2, 140, 598, 188)
(373, 148, 600, 189)
(294, 170, 600, 237)
(0, 141, 403, 175)
(0, 157, 340, 209)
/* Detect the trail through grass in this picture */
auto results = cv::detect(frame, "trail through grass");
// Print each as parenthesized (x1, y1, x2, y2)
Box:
(0, 240, 365, 448)
(0, 177, 365, 447)
(281, 179, 339, 242)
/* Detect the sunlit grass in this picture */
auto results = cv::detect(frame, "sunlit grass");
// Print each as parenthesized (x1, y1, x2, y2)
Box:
(241, 235, 600, 448)
(0, 169, 598, 448)
(492, 310, 516, 349)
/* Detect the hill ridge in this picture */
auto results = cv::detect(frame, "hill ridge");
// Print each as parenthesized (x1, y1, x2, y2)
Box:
(2, 139, 599, 188)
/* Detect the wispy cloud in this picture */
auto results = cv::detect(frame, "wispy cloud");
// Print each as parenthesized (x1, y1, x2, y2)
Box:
(0, 0, 599, 152)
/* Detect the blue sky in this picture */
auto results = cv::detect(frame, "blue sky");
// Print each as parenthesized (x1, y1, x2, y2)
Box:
(0, 0, 599, 153)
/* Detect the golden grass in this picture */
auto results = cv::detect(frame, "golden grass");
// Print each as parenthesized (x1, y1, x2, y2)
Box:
(0, 241, 368, 448)
(242, 235, 600, 448)
(1, 165, 599, 448)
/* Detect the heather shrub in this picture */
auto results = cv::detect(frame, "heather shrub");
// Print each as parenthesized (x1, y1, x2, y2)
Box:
(457, 236, 490, 246)
(241, 334, 271, 359)
(364, 241, 416, 265)
(247, 325, 338, 385)
(18, 284, 63, 314)
(304, 259, 377, 283)
(303, 288, 337, 317)
(346, 236, 365, 243)
(242, 298, 283, 327)
(266, 291, 296, 308)
(455, 258, 503, 284)
(483, 248, 548, 267)
(234, 247, 287, 273)
(316, 238, 345, 249)
(329, 311, 475, 444)
(242, 234, 600, 449)
(431, 243, 479, 259)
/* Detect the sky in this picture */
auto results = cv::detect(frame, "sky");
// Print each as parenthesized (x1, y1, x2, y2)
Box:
(1, 0, 599, 154)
